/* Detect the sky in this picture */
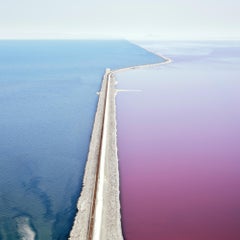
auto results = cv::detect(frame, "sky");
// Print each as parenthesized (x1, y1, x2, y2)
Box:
(0, 0, 239, 40)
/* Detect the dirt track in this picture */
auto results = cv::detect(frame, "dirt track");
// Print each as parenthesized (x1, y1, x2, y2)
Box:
(69, 49, 171, 240)
(69, 69, 123, 240)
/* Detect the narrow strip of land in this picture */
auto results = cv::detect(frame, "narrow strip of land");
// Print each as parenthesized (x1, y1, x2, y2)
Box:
(69, 69, 123, 240)
(69, 53, 172, 240)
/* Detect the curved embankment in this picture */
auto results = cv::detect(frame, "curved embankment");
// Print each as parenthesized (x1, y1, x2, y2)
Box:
(69, 55, 172, 240)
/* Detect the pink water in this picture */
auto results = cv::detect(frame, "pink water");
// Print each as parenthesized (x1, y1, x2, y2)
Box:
(116, 42, 240, 240)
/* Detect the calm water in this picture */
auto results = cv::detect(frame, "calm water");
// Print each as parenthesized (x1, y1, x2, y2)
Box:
(116, 41, 240, 240)
(0, 40, 162, 240)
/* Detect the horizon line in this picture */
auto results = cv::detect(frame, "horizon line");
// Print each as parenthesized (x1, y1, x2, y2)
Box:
(0, 37, 240, 41)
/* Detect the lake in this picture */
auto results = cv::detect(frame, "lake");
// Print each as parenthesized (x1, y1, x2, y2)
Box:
(116, 41, 240, 240)
(0, 40, 162, 239)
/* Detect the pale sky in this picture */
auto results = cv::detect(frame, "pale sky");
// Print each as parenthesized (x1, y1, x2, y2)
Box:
(0, 0, 239, 40)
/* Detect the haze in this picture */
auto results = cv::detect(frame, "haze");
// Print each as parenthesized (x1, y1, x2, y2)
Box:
(0, 0, 239, 40)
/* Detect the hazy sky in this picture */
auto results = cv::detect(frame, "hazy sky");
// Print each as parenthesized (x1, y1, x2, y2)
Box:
(0, 0, 239, 39)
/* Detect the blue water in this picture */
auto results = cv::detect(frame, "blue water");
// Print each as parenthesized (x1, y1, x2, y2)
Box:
(0, 40, 163, 239)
